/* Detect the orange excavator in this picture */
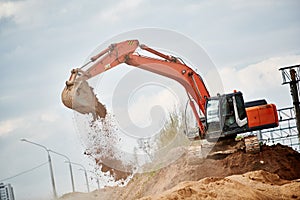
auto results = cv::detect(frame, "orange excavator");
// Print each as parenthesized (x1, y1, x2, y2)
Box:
(62, 40, 279, 153)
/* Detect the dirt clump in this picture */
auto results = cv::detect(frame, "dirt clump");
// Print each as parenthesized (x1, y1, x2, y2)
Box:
(95, 157, 133, 181)
(222, 143, 300, 180)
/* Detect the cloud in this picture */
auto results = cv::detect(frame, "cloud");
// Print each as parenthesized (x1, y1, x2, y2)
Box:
(0, 118, 25, 136)
(0, 108, 63, 137)
(96, 0, 143, 23)
(0, 1, 42, 26)
(220, 55, 300, 107)
(128, 86, 181, 127)
(0, 1, 20, 19)
(40, 111, 60, 123)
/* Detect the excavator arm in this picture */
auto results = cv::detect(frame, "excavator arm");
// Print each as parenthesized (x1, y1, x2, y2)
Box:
(62, 40, 210, 135)
(62, 39, 279, 144)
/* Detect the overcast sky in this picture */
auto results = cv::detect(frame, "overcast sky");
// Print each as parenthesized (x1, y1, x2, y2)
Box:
(1, 0, 300, 199)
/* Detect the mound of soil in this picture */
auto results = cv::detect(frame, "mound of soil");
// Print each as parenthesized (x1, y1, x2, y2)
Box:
(140, 170, 300, 200)
(222, 144, 300, 180)
(60, 144, 300, 200)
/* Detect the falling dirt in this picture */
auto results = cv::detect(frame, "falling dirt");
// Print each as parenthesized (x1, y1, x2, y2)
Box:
(82, 113, 135, 181)
(61, 80, 132, 180)
(60, 143, 300, 200)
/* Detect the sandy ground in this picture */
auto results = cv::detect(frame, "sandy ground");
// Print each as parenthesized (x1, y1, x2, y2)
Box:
(60, 170, 300, 200)
(140, 171, 300, 200)
(59, 144, 300, 200)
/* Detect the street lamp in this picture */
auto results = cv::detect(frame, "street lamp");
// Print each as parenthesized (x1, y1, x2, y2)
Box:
(65, 161, 90, 192)
(86, 170, 100, 190)
(82, 173, 100, 190)
(94, 176, 100, 190)
(20, 139, 57, 199)
(48, 150, 75, 192)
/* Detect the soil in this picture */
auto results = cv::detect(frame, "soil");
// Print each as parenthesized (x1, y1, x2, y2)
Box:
(60, 143, 300, 200)
(140, 170, 300, 200)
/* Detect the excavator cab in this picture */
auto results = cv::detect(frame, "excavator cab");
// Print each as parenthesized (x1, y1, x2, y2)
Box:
(205, 92, 248, 141)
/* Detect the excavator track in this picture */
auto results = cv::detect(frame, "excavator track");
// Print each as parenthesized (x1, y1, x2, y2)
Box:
(207, 137, 245, 159)
(244, 135, 260, 153)
(206, 135, 260, 159)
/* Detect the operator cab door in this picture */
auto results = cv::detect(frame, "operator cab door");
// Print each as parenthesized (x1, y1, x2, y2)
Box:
(205, 97, 222, 139)
(205, 92, 248, 140)
(222, 92, 248, 136)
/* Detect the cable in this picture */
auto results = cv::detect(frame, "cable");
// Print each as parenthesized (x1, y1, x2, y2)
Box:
(0, 161, 48, 182)
(177, 57, 187, 66)
(184, 98, 190, 136)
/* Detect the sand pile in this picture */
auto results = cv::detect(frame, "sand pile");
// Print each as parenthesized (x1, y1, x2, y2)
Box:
(60, 143, 300, 199)
(60, 170, 300, 200)
(140, 170, 300, 200)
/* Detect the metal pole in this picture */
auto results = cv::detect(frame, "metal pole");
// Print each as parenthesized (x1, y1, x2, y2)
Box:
(48, 150, 75, 192)
(69, 163, 75, 192)
(67, 162, 90, 192)
(84, 170, 90, 192)
(20, 139, 57, 199)
(85, 170, 101, 190)
(47, 152, 57, 199)
(96, 178, 100, 190)
(290, 69, 300, 135)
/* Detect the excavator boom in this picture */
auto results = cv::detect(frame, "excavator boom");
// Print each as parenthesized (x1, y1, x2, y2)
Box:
(62, 40, 210, 134)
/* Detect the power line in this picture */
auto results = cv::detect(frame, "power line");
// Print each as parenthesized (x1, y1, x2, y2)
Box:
(0, 161, 48, 182)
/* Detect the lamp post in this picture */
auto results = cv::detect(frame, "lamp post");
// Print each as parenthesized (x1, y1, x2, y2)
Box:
(20, 139, 57, 199)
(95, 177, 100, 190)
(89, 172, 100, 190)
(82, 170, 100, 190)
(48, 150, 75, 192)
(65, 161, 90, 192)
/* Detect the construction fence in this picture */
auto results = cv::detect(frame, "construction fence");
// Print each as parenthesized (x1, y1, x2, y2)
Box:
(255, 107, 300, 152)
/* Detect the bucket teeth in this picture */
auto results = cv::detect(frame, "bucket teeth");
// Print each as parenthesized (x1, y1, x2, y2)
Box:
(61, 80, 107, 119)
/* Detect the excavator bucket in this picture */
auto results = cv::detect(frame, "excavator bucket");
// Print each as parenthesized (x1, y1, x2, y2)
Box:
(61, 80, 107, 119)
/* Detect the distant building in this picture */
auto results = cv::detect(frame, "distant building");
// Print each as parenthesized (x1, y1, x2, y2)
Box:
(0, 183, 15, 200)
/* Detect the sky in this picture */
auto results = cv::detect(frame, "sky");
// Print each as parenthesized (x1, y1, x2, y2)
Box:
(0, 0, 300, 199)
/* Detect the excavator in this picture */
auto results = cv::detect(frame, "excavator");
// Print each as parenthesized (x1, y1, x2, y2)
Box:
(61, 40, 279, 154)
